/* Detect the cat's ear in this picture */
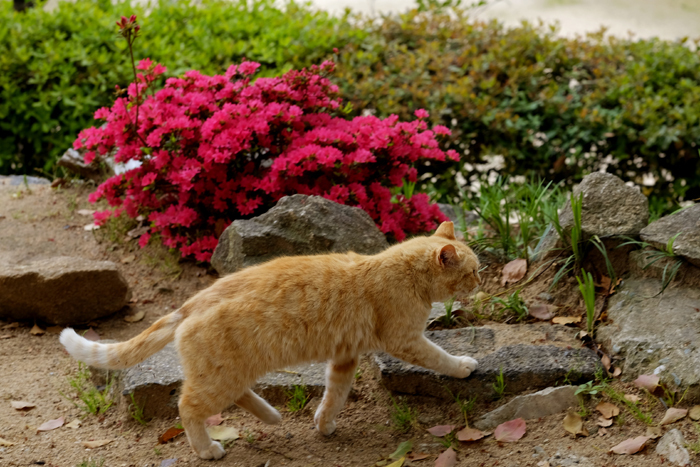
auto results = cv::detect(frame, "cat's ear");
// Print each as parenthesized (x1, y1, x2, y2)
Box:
(437, 244, 459, 268)
(434, 222, 456, 240)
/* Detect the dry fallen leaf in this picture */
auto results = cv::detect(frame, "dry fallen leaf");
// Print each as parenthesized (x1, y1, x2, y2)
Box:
(37, 417, 64, 432)
(207, 426, 240, 441)
(529, 304, 555, 321)
(82, 439, 113, 449)
(124, 310, 145, 323)
(633, 374, 659, 391)
(11, 401, 35, 410)
(660, 407, 687, 426)
(77, 209, 95, 217)
(427, 425, 456, 437)
(624, 394, 641, 403)
(596, 402, 620, 419)
(646, 426, 663, 439)
(563, 412, 588, 437)
(0, 437, 16, 446)
(158, 427, 184, 444)
(689, 405, 700, 421)
(596, 416, 613, 427)
(501, 259, 527, 287)
(66, 419, 81, 429)
(598, 427, 608, 437)
(30, 324, 45, 336)
(205, 413, 224, 427)
(494, 418, 526, 442)
(552, 316, 582, 325)
(83, 328, 100, 342)
(601, 354, 611, 372)
(609, 436, 649, 455)
(121, 254, 136, 264)
(612, 367, 622, 377)
(456, 427, 485, 442)
(434, 447, 457, 467)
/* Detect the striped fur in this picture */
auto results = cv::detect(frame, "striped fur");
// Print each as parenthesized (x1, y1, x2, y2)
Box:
(59, 222, 481, 460)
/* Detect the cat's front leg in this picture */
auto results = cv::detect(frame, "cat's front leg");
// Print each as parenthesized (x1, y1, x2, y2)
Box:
(387, 335, 477, 378)
(315, 357, 359, 436)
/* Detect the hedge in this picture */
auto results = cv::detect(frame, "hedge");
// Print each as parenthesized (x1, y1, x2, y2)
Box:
(0, 0, 360, 175)
(332, 10, 700, 205)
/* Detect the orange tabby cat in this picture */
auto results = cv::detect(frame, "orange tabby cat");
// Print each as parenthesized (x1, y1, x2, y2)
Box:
(60, 221, 481, 460)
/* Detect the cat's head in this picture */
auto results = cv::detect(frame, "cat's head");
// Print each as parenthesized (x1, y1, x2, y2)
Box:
(429, 222, 481, 300)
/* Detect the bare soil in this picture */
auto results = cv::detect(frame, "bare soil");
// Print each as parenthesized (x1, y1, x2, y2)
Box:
(0, 182, 698, 467)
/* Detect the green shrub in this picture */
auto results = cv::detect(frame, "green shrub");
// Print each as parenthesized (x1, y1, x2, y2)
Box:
(333, 9, 700, 204)
(0, 0, 360, 175)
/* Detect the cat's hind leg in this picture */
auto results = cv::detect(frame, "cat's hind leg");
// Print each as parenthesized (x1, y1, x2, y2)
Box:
(235, 389, 282, 424)
(179, 381, 237, 460)
(315, 357, 359, 436)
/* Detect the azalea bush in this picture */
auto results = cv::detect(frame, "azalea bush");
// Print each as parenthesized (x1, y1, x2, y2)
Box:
(77, 59, 456, 261)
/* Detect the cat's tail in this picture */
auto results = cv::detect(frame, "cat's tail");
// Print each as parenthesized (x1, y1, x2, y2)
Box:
(59, 309, 185, 370)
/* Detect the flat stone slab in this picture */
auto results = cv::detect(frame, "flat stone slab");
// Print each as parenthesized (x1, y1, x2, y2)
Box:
(597, 278, 700, 401)
(640, 203, 700, 268)
(116, 343, 328, 418)
(376, 328, 599, 400)
(0, 256, 130, 325)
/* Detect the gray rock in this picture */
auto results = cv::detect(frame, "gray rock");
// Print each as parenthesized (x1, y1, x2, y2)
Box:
(211, 195, 389, 275)
(437, 203, 479, 227)
(0, 175, 50, 186)
(538, 292, 554, 302)
(547, 452, 592, 467)
(428, 301, 463, 323)
(473, 386, 579, 431)
(656, 429, 691, 466)
(597, 278, 700, 401)
(640, 204, 700, 268)
(0, 256, 130, 325)
(376, 329, 599, 399)
(559, 172, 649, 237)
(118, 343, 327, 418)
(57, 146, 115, 182)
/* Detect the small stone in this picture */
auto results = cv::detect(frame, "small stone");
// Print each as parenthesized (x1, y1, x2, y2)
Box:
(537, 292, 554, 302)
(656, 429, 690, 466)
(640, 203, 700, 267)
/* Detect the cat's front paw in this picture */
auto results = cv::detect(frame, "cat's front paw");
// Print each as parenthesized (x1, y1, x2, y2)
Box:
(453, 356, 478, 378)
(198, 440, 226, 460)
(316, 418, 337, 436)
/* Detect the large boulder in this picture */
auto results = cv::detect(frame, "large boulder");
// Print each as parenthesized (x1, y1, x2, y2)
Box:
(558, 172, 649, 238)
(597, 278, 700, 401)
(0, 256, 130, 325)
(211, 195, 389, 275)
(640, 203, 700, 267)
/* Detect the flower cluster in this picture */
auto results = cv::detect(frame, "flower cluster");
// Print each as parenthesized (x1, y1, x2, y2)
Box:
(76, 60, 458, 261)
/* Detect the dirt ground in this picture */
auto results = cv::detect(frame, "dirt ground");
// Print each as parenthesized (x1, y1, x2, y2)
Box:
(1, 182, 698, 467)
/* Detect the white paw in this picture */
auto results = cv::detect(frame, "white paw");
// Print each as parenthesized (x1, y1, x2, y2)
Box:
(198, 441, 226, 460)
(454, 356, 478, 378)
(316, 418, 337, 436)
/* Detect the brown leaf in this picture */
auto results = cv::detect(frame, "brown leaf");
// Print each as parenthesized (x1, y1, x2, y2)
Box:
(552, 316, 582, 325)
(646, 426, 663, 439)
(434, 447, 457, 467)
(633, 374, 659, 391)
(30, 324, 45, 336)
(494, 418, 526, 442)
(407, 453, 430, 461)
(609, 436, 649, 454)
(158, 427, 184, 444)
(11, 400, 35, 410)
(563, 412, 587, 437)
(205, 413, 224, 427)
(601, 354, 611, 371)
(83, 328, 100, 342)
(598, 427, 608, 437)
(124, 310, 145, 323)
(598, 415, 614, 427)
(624, 394, 641, 403)
(689, 405, 700, 421)
(82, 439, 113, 449)
(529, 304, 555, 320)
(37, 417, 64, 432)
(597, 275, 612, 291)
(121, 254, 136, 264)
(596, 402, 620, 419)
(0, 437, 16, 446)
(501, 259, 527, 287)
(456, 427, 485, 442)
(427, 425, 456, 437)
(660, 407, 687, 426)
(612, 367, 622, 377)
(66, 419, 81, 429)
